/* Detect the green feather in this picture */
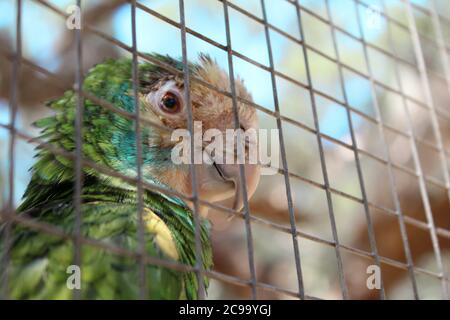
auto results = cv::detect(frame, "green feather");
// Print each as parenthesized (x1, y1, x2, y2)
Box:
(1, 55, 213, 300)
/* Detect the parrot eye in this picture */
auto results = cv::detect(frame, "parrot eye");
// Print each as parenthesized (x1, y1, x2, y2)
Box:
(159, 91, 181, 114)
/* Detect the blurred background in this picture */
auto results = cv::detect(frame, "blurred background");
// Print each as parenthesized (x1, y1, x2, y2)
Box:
(1, 0, 450, 299)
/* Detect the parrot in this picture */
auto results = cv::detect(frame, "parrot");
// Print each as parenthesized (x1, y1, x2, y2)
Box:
(0, 54, 261, 300)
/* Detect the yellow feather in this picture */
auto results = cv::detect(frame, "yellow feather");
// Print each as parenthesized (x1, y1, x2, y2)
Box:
(143, 208, 179, 261)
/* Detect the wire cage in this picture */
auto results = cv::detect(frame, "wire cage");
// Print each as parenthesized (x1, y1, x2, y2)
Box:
(1, 0, 450, 300)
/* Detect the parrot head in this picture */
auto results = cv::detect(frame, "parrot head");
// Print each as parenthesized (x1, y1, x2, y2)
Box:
(133, 54, 261, 214)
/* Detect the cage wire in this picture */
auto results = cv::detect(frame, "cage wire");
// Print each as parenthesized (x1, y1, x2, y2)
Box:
(0, 0, 450, 300)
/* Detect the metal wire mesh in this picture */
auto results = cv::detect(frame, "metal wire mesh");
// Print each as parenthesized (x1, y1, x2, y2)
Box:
(1, 0, 450, 300)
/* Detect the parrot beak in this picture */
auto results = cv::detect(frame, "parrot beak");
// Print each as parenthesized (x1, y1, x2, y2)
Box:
(196, 124, 261, 214)
(215, 163, 261, 212)
(195, 157, 261, 215)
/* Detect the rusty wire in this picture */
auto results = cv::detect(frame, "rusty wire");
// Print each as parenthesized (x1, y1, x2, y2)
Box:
(1, 0, 450, 300)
